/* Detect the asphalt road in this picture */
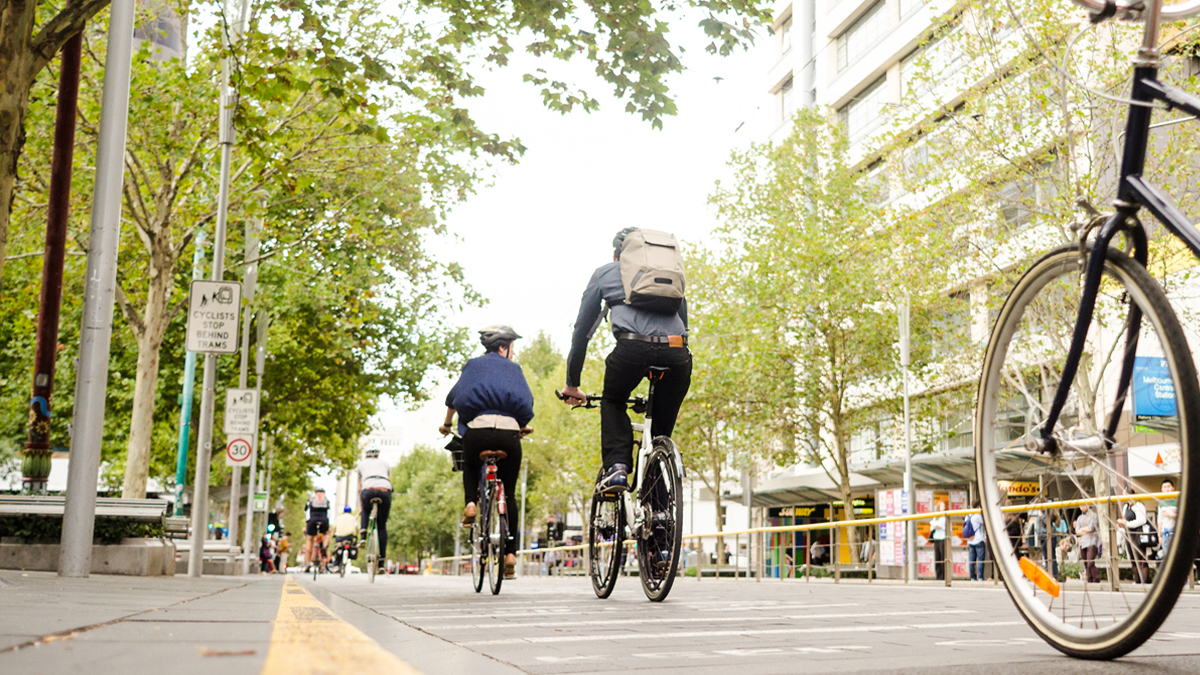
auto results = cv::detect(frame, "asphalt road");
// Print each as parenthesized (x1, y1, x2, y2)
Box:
(4, 569, 1200, 674)
(306, 573, 1200, 675)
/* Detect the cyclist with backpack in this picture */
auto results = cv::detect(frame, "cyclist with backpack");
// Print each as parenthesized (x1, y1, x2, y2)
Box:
(439, 325, 534, 578)
(559, 228, 692, 495)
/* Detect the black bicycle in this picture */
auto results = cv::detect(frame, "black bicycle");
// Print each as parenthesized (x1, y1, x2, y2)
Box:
(976, 0, 1200, 659)
(558, 366, 685, 602)
(468, 447, 513, 595)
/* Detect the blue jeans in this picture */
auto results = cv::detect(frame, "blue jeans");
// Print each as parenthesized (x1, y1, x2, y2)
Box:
(969, 542, 986, 580)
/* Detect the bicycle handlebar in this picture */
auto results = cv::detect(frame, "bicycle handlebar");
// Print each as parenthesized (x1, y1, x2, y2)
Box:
(1069, 0, 1200, 21)
(556, 389, 600, 409)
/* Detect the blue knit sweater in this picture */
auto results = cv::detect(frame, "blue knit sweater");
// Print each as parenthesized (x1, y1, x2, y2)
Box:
(446, 352, 535, 436)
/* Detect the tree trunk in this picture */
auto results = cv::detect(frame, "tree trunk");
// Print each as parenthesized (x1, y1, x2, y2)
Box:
(711, 453, 723, 569)
(121, 243, 174, 497)
(0, 0, 36, 293)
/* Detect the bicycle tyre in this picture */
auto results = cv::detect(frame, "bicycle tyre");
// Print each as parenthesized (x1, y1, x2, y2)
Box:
(637, 438, 684, 602)
(367, 510, 379, 584)
(339, 548, 347, 578)
(312, 543, 320, 581)
(486, 482, 505, 595)
(588, 470, 626, 599)
(976, 245, 1200, 659)
(470, 518, 485, 593)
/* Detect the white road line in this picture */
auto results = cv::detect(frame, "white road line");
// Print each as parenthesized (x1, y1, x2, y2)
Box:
(461, 620, 1026, 646)
(425, 608, 971, 630)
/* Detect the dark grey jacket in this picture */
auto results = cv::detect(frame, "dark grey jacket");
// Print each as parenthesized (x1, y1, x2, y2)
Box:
(566, 262, 688, 387)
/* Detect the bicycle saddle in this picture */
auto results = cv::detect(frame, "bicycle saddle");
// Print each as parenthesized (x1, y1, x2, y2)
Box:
(479, 450, 508, 460)
(647, 366, 670, 379)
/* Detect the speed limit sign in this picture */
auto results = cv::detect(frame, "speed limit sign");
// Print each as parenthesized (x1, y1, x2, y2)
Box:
(225, 437, 253, 467)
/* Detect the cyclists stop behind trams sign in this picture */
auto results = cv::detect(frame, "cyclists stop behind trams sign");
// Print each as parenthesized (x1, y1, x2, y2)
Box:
(186, 280, 241, 354)
(224, 388, 259, 437)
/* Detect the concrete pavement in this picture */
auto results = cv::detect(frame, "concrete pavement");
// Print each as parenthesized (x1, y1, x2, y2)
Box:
(3, 569, 1200, 674)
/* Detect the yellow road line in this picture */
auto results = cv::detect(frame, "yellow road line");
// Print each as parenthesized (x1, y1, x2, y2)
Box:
(262, 579, 423, 675)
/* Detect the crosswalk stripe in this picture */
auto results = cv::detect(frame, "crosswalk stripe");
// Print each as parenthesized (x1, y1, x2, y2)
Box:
(425, 608, 972, 630)
(261, 579, 422, 675)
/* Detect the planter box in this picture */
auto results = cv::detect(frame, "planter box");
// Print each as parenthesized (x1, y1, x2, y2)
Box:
(0, 537, 176, 576)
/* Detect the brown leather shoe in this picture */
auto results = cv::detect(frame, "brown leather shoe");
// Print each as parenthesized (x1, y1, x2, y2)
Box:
(504, 553, 516, 579)
(461, 502, 477, 526)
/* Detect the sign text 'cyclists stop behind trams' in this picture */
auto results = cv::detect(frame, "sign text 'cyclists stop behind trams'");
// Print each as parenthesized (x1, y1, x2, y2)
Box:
(186, 280, 242, 354)
(224, 388, 259, 437)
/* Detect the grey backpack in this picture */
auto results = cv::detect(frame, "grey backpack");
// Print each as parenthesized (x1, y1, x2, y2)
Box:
(618, 229, 687, 314)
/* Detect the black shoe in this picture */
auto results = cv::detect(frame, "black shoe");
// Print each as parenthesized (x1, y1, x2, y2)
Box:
(597, 464, 629, 495)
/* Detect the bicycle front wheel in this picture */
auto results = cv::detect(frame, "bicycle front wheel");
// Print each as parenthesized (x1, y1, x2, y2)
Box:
(588, 472, 626, 599)
(976, 245, 1200, 659)
(486, 483, 505, 595)
(637, 438, 684, 602)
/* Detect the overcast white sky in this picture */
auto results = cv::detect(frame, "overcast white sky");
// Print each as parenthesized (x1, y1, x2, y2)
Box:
(331, 17, 779, 493)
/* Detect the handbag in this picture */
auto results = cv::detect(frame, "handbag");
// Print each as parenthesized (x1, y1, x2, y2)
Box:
(1124, 504, 1160, 548)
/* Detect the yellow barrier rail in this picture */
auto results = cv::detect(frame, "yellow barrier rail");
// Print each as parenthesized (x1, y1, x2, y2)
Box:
(424, 491, 1183, 582)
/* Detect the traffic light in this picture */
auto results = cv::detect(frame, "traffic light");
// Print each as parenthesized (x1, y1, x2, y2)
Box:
(267, 512, 279, 533)
(555, 521, 564, 541)
(546, 520, 564, 542)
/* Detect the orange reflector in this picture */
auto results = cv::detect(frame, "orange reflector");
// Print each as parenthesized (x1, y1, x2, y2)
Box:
(1019, 556, 1061, 598)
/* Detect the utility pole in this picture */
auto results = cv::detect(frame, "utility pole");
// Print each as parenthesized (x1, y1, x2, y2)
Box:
(188, 0, 252, 578)
(518, 463, 528, 574)
(58, 0, 138, 578)
(227, 215, 260, 553)
(240, 311, 268, 574)
(173, 230, 206, 516)
(22, 5, 82, 495)
(899, 294, 916, 583)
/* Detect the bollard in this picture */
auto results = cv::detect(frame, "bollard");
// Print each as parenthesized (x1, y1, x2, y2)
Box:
(735, 533, 740, 580)
(834, 526, 840, 583)
(805, 530, 811, 582)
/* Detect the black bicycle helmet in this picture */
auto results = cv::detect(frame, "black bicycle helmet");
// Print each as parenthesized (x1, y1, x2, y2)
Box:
(479, 324, 522, 351)
(613, 227, 639, 258)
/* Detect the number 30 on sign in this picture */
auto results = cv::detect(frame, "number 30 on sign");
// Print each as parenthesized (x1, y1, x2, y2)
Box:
(226, 437, 253, 467)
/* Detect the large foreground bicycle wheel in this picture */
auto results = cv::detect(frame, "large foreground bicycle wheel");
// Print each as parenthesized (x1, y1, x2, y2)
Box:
(637, 439, 684, 602)
(486, 485, 506, 595)
(588, 472, 626, 599)
(976, 245, 1200, 659)
(470, 519, 484, 593)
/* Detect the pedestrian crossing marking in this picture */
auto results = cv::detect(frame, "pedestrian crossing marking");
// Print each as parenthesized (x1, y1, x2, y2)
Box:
(261, 579, 422, 675)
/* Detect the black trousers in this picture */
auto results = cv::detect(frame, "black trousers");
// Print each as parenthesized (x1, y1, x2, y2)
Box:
(360, 488, 392, 560)
(462, 427, 522, 555)
(601, 340, 692, 468)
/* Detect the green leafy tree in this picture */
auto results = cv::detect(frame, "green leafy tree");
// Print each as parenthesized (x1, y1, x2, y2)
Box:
(387, 445, 460, 563)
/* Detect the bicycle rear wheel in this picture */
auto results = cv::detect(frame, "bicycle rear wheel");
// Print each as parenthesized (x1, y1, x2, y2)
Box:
(470, 519, 484, 593)
(976, 245, 1200, 659)
(588, 472, 626, 599)
(486, 482, 505, 595)
(366, 512, 379, 584)
(339, 548, 347, 578)
(637, 438, 684, 602)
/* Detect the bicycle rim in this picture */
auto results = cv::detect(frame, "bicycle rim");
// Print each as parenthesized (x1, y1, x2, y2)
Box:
(487, 485, 504, 595)
(470, 520, 484, 593)
(976, 245, 1200, 659)
(588, 475, 625, 599)
(637, 440, 684, 602)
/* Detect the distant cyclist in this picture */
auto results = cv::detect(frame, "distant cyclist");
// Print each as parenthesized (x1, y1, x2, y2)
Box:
(304, 487, 331, 571)
(356, 448, 393, 574)
(332, 506, 358, 569)
(439, 325, 534, 578)
(559, 228, 692, 495)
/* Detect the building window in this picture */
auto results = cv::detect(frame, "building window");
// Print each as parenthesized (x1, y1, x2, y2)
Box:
(779, 15, 793, 56)
(862, 160, 890, 206)
(779, 76, 796, 124)
(837, 1, 886, 72)
(898, 0, 928, 19)
(837, 76, 887, 145)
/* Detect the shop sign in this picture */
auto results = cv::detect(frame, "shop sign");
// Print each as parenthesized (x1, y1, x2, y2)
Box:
(1133, 356, 1177, 421)
(997, 480, 1039, 496)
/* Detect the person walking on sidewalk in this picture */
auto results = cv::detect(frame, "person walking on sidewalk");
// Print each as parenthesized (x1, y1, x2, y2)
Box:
(1075, 503, 1102, 583)
(930, 502, 948, 581)
(967, 501, 986, 581)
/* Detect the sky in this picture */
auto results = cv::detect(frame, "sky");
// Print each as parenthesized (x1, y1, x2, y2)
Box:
(363, 17, 778, 463)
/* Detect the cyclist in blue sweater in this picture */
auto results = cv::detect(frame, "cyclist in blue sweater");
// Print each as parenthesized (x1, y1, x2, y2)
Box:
(439, 325, 534, 576)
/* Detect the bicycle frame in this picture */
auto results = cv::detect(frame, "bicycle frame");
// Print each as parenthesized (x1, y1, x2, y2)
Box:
(1037, 0, 1200, 449)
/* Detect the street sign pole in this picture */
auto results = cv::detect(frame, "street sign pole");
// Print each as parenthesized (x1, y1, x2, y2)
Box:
(227, 215, 260, 551)
(241, 311, 268, 573)
(59, 0, 138, 578)
(899, 294, 916, 583)
(174, 231, 206, 516)
(187, 0, 252, 578)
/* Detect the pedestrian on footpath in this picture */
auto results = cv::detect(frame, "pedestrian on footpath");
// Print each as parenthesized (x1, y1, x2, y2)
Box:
(967, 501, 986, 581)
(930, 502, 947, 581)
(1075, 504, 1101, 583)
(278, 532, 291, 573)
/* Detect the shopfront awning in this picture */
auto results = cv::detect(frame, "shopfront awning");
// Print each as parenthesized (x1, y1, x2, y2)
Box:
(732, 468, 882, 508)
(853, 446, 1061, 486)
